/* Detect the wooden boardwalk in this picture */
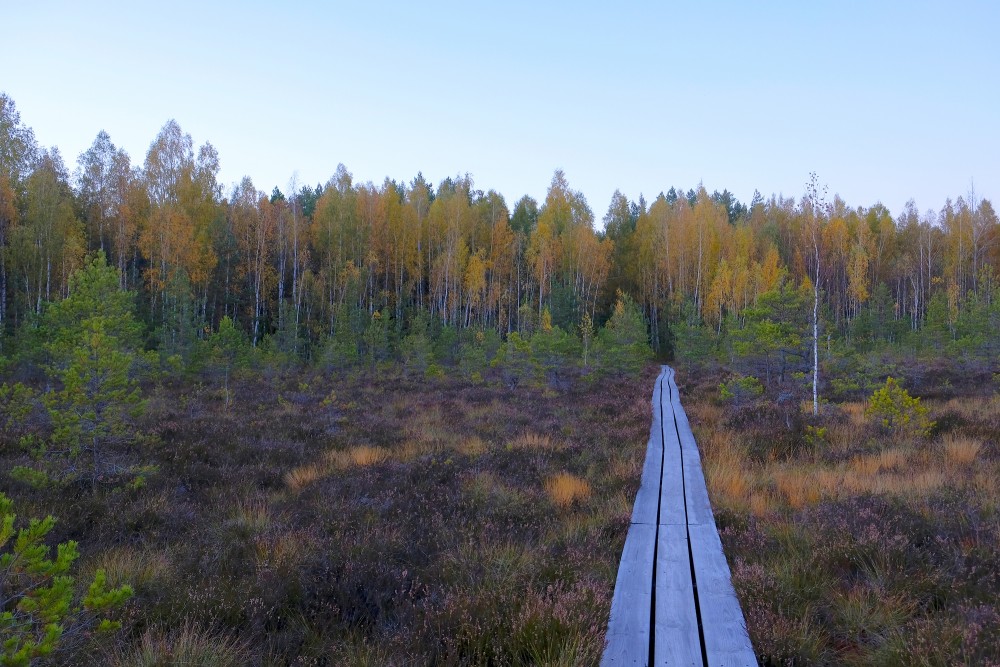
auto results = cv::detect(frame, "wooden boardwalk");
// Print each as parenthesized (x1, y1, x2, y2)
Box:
(602, 366, 756, 667)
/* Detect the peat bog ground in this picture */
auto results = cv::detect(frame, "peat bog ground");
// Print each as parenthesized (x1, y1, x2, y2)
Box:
(683, 366, 1000, 666)
(3, 368, 656, 665)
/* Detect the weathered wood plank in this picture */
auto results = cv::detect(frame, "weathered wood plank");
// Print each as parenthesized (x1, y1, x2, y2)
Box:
(602, 522, 656, 667)
(631, 369, 666, 525)
(653, 523, 702, 666)
(688, 523, 756, 667)
(669, 373, 716, 528)
(659, 373, 687, 526)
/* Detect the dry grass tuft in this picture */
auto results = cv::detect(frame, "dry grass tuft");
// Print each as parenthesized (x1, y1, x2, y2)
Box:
(508, 431, 562, 452)
(285, 463, 324, 491)
(349, 445, 390, 467)
(229, 497, 272, 534)
(824, 420, 866, 452)
(325, 445, 391, 468)
(749, 490, 777, 517)
(609, 452, 640, 481)
(545, 472, 592, 508)
(704, 433, 751, 510)
(841, 401, 866, 423)
(404, 407, 457, 448)
(397, 439, 437, 461)
(774, 470, 822, 509)
(112, 623, 250, 667)
(849, 448, 908, 476)
(89, 547, 170, 590)
(841, 469, 945, 497)
(940, 394, 1000, 422)
(255, 530, 313, 570)
(457, 435, 486, 457)
(943, 434, 982, 466)
(606, 490, 637, 521)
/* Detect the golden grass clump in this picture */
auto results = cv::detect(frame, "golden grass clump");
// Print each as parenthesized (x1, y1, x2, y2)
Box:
(774, 470, 822, 509)
(940, 395, 1000, 422)
(404, 407, 456, 448)
(689, 401, 724, 427)
(285, 463, 324, 492)
(349, 445, 390, 467)
(465, 471, 526, 508)
(942, 434, 982, 466)
(508, 431, 562, 452)
(397, 439, 436, 461)
(973, 471, 1000, 511)
(841, 401, 867, 424)
(545, 472, 592, 508)
(325, 445, 391, 469)
(607, 489, 637, 521)
(457, 435, 486, 457)
(704, 433, 751, 510)
(848, 447, 908, 477)
(229, 497, 272, 534)
(749, 490, 777, 517)
(824, 421, 864, 452)
(841, 469, 934, 496)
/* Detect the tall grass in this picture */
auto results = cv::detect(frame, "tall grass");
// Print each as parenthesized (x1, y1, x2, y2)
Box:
(111, 624, 249, 667)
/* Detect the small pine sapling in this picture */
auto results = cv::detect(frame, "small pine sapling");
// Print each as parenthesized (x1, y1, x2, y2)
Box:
(0, 493, 132, 666)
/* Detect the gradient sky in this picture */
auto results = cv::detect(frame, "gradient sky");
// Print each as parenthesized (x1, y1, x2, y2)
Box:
(6, 1, 998, 221)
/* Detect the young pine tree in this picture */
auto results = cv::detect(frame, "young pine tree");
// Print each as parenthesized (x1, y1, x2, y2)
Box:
(40, 251, 144, 488)
(209, 315, 246, 408)
(597, 291, 651, 375)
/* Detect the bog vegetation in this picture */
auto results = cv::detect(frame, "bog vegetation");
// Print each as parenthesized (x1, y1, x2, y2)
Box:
(1, 90, 998, 664)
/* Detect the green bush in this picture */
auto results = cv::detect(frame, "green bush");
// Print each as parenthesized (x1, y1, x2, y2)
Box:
(864, 377, 934, 438)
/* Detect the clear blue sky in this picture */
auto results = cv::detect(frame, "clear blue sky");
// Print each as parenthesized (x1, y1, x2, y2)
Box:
(6, 1, 999, 220)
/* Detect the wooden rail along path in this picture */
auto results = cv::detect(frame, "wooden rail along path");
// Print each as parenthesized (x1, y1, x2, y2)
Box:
(602, 366, 756, 667)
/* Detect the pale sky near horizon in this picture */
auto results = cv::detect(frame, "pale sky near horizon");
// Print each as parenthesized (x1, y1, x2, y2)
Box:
(5, 1, 999, 222)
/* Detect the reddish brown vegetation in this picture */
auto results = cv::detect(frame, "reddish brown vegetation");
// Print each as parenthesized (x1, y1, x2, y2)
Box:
(683, 365, 1000, 665)
(3, 368, 657, 665)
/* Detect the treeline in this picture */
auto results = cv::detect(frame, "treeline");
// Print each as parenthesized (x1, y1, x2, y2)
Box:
(1, 93, 998, 375)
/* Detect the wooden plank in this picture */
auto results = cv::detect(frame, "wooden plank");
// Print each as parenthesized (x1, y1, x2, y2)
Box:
(631, 437, 663, 525)
(659, 376, 687, 526)
(653, 523, 702, 666)
(669, 374, 716, 528)
(688, 523, 757, 667)
(602, 522, 656, 667)
(681, 447, 715, 527)
(631, 369, 666, 525)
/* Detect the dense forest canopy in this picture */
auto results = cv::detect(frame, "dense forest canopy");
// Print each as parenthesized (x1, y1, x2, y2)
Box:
(1, 92, 997, 368)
